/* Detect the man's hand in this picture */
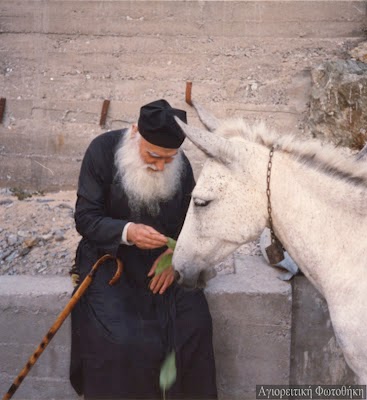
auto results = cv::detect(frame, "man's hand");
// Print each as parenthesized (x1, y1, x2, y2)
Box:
(148, 248, 175, 295)
(127, 223, 167, 249)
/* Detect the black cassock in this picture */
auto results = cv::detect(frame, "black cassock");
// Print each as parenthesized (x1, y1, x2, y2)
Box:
(70, 129, 217, 400)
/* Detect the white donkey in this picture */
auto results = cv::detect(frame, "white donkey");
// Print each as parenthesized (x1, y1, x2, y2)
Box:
(173, 102, 367, 384)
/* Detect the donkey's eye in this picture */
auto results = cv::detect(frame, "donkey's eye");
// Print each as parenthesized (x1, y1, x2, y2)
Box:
(193, 198, 211, 207)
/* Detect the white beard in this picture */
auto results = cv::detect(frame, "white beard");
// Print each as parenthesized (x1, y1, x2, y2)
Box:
(114, 128, 184, 217)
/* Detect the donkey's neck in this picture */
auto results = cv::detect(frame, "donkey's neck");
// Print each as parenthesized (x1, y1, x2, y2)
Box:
(269, 150, 367, 296)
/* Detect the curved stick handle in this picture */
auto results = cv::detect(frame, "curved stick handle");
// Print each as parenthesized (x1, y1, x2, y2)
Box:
(108, 256, 123, 285)
(88, 253, 123, 286)
(2, 254, 123, 400)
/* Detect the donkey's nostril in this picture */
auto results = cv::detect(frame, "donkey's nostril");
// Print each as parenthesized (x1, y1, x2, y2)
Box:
(174, 270, 182, 284)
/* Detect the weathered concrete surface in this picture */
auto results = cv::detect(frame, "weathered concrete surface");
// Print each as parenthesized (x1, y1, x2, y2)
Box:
(205, 255, 292, 400)
(0, 1, 366, 190)
(0, 276, 77, 400)
(290, 276, 358, 385)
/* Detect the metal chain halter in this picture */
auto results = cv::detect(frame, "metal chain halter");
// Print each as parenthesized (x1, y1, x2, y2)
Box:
(265, 146, 285, 265)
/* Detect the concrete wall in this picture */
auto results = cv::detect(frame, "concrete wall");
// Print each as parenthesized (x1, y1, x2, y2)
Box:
(1, 1, 366, 190)
(206, 255, 293, 400)
(0, 277, 76, 400)
(290, 277, 357, 386)
(0, 256, 357, 400)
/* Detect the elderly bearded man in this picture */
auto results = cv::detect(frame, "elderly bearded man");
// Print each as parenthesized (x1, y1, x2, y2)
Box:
(69, 99, 217, 400)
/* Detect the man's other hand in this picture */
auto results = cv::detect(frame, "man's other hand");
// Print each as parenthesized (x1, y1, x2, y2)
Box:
(148, 248, 175, 295)
(127, 223, 167, 249)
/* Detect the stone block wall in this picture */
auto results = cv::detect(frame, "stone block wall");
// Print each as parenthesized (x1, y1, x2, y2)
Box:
(0, 256, 357, 400)
(0, 1, 366, 190)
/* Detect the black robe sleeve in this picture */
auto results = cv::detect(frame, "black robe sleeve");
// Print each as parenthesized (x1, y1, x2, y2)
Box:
(74, 135, 127, 256)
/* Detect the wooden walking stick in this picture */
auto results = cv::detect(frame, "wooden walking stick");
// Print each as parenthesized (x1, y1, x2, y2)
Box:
(2, 254, 123, 400)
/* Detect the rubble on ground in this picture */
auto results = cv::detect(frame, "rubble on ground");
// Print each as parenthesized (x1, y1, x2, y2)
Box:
(0, 189, 78, 276)
(0, 188, 261, 277)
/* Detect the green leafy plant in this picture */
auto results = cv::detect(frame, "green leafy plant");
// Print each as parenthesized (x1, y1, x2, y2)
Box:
(10, 187, 33, 201)
(160, 350, 177, 400)
(155, 237, 176, 277)
(9, 187, 44, 201)
(156, 237, 178, 399)
(166, 237, 176, 251)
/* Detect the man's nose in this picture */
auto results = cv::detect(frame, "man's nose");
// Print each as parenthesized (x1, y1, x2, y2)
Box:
(155, 160, 165, 171)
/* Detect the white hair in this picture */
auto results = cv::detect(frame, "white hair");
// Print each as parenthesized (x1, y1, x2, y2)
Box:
(114, 128, 184, 217)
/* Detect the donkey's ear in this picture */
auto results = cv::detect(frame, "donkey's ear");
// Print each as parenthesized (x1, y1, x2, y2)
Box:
(175, 117, 237, 166)
(356, 142, 367, 161)
(191, 101, 220, 132)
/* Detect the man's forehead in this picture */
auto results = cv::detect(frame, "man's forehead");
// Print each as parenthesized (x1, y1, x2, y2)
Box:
(140, 136, 178, 157)
(147, 149, 178, 158)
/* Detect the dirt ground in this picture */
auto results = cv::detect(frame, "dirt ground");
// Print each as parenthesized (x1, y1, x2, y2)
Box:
(0, 188, 261, 277)
(0, 189, 78, 276)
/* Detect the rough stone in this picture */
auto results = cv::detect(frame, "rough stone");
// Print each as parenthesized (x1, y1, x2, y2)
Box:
(349, 41, 367, 64)
(6, 234, 19, 246)
(309, 59, 367, 148)
(24, 236, 39, 248)
(58, 203, 74, 211)
(36, 198, 55, 203)
(41, 233, 53, 241)
(0, 199, 13, 206)
(19, 247, 31, 257)
(5, 250, 19, 263)
(0, 249, 12, 261)
(54, 234, 66, 242)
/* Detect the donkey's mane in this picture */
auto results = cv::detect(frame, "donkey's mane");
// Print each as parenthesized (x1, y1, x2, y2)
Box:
(217, 118, 367, 186)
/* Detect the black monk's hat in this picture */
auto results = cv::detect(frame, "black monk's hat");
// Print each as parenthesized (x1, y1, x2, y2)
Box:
(138, 99, 187, 149)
